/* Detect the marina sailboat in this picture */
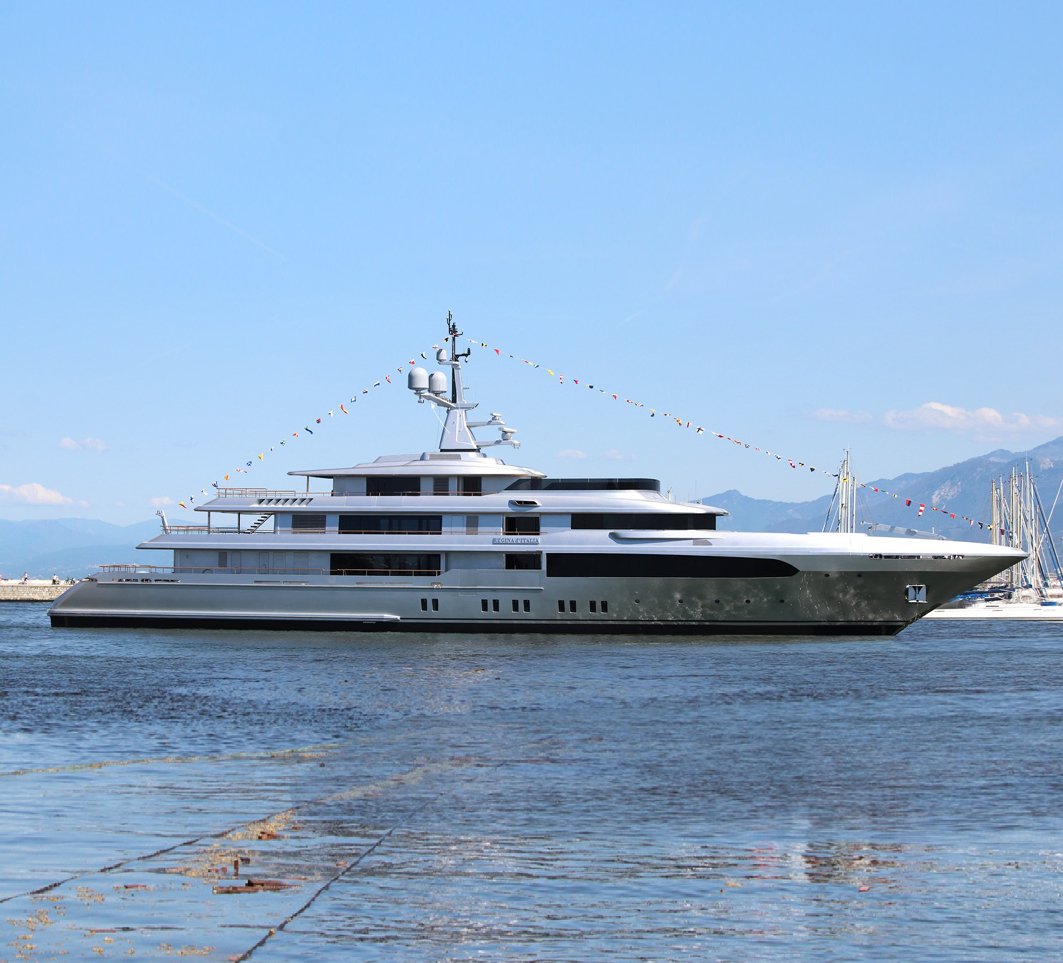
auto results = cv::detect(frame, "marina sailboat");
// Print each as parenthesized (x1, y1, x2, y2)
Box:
(927, 462, 1063, 620)
(50, 316, 1024, 635)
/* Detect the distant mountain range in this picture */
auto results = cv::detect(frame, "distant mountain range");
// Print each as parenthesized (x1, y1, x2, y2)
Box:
(3, 436, 1062, 576)
(0, 518, 161, 579)
(702, 435, 1063, 542)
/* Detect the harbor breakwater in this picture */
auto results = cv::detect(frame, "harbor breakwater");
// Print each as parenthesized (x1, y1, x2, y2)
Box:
(0, 580, 72, 601)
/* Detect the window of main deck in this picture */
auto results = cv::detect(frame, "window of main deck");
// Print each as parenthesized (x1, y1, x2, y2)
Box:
(339, 515, 442, 534)
(330, 553, 441, 576)
(505, 553, 542, 570)
(504, 514, 540, 535)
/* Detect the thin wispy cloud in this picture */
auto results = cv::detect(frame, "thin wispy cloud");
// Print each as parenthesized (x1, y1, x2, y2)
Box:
(664, 215, 707, 293)
(150, 496, 174, 507)
(621, 216, 707, 323)
(143, 173, 286, 260)
(556, 449, 589, 459)
(809, 408, 874, 424)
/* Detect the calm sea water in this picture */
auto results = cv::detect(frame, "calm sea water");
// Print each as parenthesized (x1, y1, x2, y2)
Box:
(1, 603, 1061, 961)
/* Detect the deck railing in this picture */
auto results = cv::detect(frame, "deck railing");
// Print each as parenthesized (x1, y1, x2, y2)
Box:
(207, 488, 494, 499)
(155, 526, 536, 536)
(95, 564, 449, 578)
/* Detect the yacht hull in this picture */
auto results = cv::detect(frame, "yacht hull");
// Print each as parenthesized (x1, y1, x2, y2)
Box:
(48, 545, 1020, 636)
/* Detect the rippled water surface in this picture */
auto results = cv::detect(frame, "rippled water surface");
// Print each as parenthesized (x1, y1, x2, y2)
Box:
(1, 603, 1062, 961)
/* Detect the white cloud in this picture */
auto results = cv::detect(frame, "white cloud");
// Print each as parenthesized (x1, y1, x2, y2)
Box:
(604, 449, 636, 461)
(556, 449, 589, 459)
(150, 496, 173, 506)
(0, 482, 74, 505)
(59, 436, 108, 452)
(884, 402, 1063, 436)
(809, 408, 874, 424)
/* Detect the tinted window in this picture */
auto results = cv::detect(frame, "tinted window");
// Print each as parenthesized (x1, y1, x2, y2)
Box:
(366, 476, 420, 496)
(571, 513, 717, 531)
(546, 554, 797, 579)
(506, 477, 660, 492)
(505, 515, 540, 535)
(505, 553, 542, 570)
(330, 553, 441, 576)
(339, 515, 442, 534)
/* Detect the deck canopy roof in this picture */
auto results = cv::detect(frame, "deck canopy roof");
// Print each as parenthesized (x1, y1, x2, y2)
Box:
(289, 451, 545, 479)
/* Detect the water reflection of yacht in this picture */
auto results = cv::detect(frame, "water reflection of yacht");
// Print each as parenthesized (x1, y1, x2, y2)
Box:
(50, 316, 1023, 635)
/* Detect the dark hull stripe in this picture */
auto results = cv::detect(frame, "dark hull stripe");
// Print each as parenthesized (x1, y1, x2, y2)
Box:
(49, 613, 905, 637)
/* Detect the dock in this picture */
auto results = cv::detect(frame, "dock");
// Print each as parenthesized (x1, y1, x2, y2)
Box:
(0, 579, 74, 602)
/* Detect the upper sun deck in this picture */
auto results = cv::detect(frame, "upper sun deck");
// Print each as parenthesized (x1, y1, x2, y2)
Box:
(288, 450, 544, 480)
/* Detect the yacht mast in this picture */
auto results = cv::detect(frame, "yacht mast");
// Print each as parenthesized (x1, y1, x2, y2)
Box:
(407, 312, 519, 453)
(823, 450, 858, 534)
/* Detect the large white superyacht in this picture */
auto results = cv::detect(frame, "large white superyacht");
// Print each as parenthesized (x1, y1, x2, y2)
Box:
(50, 318, 1024, 636)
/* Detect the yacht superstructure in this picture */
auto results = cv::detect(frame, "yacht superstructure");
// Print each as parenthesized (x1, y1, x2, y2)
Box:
(50, 316, 1024, 635)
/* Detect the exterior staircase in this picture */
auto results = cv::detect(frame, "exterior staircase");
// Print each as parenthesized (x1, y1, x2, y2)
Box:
(244, 513, 273, 534)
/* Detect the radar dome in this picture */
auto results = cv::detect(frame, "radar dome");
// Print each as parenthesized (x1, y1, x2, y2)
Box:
(428, 371, 448, 395)
(408, 367, 429, 392)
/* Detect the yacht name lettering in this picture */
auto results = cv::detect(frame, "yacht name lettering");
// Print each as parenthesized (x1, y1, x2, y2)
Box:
(493, 536, 541, 545)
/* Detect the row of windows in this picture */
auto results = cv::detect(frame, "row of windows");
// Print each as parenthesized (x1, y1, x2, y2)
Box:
(570, 513, 717, 531)
(339, 515, 442, 534)
(349, 476, 662, 494)
(287, 513, 718, 535)
(365, 476, 483, 496)
(323, 552, 796, 579)
(482, 598, 533, 613)
(558, 599, 610, 613)
(545, 554, 799, 579)
(505, 477, 661, 492)
(330, 553, 442, 576)
(214, 551, 310, 574)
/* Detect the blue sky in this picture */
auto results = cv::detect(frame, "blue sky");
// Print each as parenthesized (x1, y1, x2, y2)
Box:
(2, 2, 1061, 524)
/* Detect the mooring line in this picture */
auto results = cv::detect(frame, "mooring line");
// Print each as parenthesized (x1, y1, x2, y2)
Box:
(0, 737, 558, 909)
(0, 742, 339, 778)
(231, 754, 518, 961)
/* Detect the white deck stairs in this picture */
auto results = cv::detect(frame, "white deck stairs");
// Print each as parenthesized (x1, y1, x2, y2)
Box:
(244, 513, 273, 534)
